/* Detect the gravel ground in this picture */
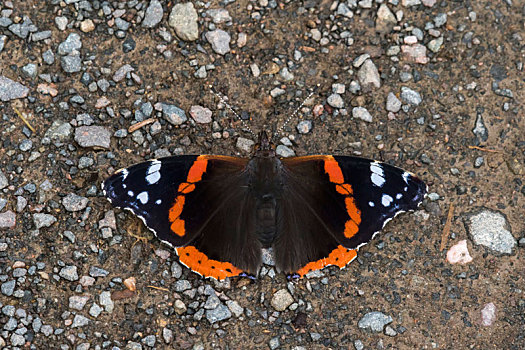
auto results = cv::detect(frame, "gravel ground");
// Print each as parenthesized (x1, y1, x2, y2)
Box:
(1, 0, 524, 349)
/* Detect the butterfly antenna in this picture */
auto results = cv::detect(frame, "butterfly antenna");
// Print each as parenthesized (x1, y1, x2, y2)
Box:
(273, 90, 316, 140)
(210, 86, 256, 138)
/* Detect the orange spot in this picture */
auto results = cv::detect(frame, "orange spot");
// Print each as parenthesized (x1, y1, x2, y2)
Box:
(324, 157, 344, 184)
(296, 246, 357, 277)
(168, 196, 185, 222)
(336, 183, 353, 195)
(170, 218, 185, 237)
(176, 246, 243, 280)
(345, 197, 361, 225)
(344, 220, 359, 238)
(178, 183, 195, 194)
(186, 156, 208, 183)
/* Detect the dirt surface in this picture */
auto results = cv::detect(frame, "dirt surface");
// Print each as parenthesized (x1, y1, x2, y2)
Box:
(0, 0, 524, 349)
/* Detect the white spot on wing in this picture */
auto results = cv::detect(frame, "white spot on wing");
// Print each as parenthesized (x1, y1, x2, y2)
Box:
(371, 173, 385, 187)
(396, 193, 403, 199)
(381, 194, 393, 207)
(127, 190, 134, 197)
(137, 191, 149, 204)
(146, 160, 162, 185)
(369, 201, 375, 207)
(146, 172, 161, 185)
(402, 172, 410, 184)
(155, 199, 162, 205)
(118, 168, 129, 180)
(370, 162, 385, 187)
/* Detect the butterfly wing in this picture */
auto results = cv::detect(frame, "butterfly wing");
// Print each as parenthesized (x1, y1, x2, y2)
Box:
(103, 155, 261, 279)
(276, 155, 427, 277)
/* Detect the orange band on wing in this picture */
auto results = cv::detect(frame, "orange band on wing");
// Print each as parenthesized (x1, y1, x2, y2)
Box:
(345, 197, 361, 225)
(296, 246, 357, 277)
(336, 183, 353, 195)
(170, 218, 185, 237)
(323, 157, 344, 184)
(168, 196, 185, 222)
(176, 246, 243, 280)
(178, 183, 195, 194)
(168, 156, 211, 237)
(186, 156, 208, 182)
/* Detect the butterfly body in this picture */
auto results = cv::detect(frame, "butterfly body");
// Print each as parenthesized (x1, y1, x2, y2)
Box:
(103, 131, 427, 280)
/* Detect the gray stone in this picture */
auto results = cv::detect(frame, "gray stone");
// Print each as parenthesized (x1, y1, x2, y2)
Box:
(21, 63, 37, 79)
(8, 17, 37, 39)
(4, 317, 17, 330)
(402, 0, 421, 6)
(465, 208, 516, 254)
(472, 114, 488, 143)
(269, 337, 280, 350)
(142, 0, 164, 28)
(89, 303, 103, 317)
(357, 59, 381, 91)
(205, 29, 231, 55)
(62, 193, 88, 212)
(158, 103, 187, 125)
(271, 289, 294, 311)
(69, 296, 89, 310)
(434, 13, 447, 27)
(352, 107, 373, 123)
(205, 304, 232, 324)
(206, 9, 232, 24)
(44, 50, 56, 66)
(174, 280, 191, 292)
(226, 300, 243, 317)
(45, 121, 72, 141)
(59, 266, 79, 281)
(0, 211, 16, 229)
(61, 54, 82, 73)
(89, 266, 109, 277)
(58, 33, 82, 55)
(276, 145, 295, 158)
(376, 4, 397, 33)
(236, 137, 255, 153)
(189, 105, 213, 123)
(0, 35, 6, 53)
(162, 327, 173, 343)
(358, 311, 393, 332)
(296, 120, 312, 134)
(10, 333, 25, 347)
(386, 92, 402, 112)
(169, 3, 199, 41)
(1, 280, 15, 296)
(115, 18, 130, 31)
(75, 126, 111, 149)
(400, 86, 422, 105)
(280, 67, 294, 81)
(142, 335, 156, 347)
(113, 64, 134, 82)
(71, 314, 90, 328)
(100, 291, 114, 313)
(204, 294, 221, 309)
(428, 37, 443, 53)
(327, 93, 344, 108)
(0, 170, 7, 189)
(55, 16, 68, 31)
(33, 213, 57, 229)
(31, 30, 52, 41)
(171, 262, 182, 279)
(0, 76, 29, 101)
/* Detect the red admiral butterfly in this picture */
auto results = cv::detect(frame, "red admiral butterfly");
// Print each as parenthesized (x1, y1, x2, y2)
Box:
(103, 130, 427, 280)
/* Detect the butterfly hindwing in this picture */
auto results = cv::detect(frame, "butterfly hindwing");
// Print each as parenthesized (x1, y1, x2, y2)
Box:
(103, 155, 261, 280)
(277, 155, 426, 276)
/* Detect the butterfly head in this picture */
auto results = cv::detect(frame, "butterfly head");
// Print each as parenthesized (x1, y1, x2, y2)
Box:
(254, 131, 276, 158)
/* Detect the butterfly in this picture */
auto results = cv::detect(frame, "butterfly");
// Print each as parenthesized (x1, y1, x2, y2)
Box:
(103, 130, 427, 280)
